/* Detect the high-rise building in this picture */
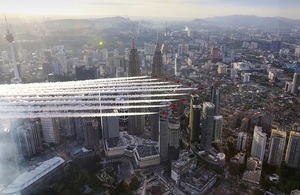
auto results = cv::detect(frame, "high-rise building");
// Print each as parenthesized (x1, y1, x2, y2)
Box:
(268, 129, 286, 166)
(75, 117, 84, 141)
(188, 94, 201, 143)
(210, 47, 221, 60)
(251, 126, 267, 161)
(150, 107, 159, 141)
(127, 39, 145, 135)
(59, 118, 75, 137)
(16, 122, 42, 157)
(210, 86, 220, 115)
(152, 39, 163, 78)
(213, 115, 223, 143)
(201, 102, 215, 150)
(168, 117, 181, 149)
(174, 54, 179, 76)
(128, 38, 141, 77)
(291, 73, 300, 96)
(83, 118, 100, 150)
(102, 116, 120, 139)
(285, 131, 300, 169)
(159, 112, 169, 162)
(237, 132, 247, 151)
(40, 118, 60, 144)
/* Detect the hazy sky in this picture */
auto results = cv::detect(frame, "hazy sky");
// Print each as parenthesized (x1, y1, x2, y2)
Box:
(0, 0, 300, 19)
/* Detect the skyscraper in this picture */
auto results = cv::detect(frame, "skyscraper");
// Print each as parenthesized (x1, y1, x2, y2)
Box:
(291, 73, 300, 96)
(40, 118, 60, 144)
(251, 126, 267, 161)
(150, 109, 159, 141)
(83, 118, 100, 150)
(210, 86, 220, 115)
(127, 38, 145, 135)
(201, 102, 215, 150)
(213, 115, 223, 143)
(152, 39, 163, 78)
(268, 129, 286, 166)
(128, 38, 141, 77)
(16, 122, 42, 157)
(285, 131, 300, 169)
(237, 132, 247, 151)
(168, 117, 181, 149)
(102, 116, 120, 139)
(159, 112, 169, 162)
(188, 94, 201, 143)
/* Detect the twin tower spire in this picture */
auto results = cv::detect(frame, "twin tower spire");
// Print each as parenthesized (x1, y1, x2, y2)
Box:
(129, 31, 163, 78)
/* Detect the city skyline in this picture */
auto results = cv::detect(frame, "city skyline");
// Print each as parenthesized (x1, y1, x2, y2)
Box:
(1, 0, 300, 20)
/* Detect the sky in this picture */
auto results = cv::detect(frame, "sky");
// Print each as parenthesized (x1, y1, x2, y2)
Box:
(0, 0, 300, 20)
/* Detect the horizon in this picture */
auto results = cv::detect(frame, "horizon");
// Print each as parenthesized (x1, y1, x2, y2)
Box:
(0, 0, 300, 20)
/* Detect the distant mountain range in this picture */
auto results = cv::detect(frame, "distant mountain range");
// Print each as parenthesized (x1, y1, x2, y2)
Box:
(193, 15, 300, 28)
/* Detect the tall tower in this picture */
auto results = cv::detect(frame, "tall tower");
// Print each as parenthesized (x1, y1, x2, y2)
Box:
(128, 38, 141, 77)
(251, 126, 267, 161)
(291, 73, 300, 96)
(210, 85, 220, 115)
(127, 38, 145, 135)
(268, 129, 286, 166)
(237, 132, 247, 151)
(285, 131, 300, 169)
(188, 94, 201, 144)
(213, 115, 223, 143)
(152, 34, 163, 78)
(159, 111, 169, 162)
(5, 17, 21, 83)
(83, 118, 100, 150)
(201, 102, 215, 150)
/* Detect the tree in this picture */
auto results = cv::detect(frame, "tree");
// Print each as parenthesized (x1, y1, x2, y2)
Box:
(129, 176, 141, 191)
(110, 180, 133, 195)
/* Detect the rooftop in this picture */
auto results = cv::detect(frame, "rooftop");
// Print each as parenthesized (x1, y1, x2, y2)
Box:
(1, 157, 64, 195)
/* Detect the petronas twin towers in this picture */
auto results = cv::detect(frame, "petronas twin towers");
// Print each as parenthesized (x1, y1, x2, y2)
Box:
(128, 37, 163, 136)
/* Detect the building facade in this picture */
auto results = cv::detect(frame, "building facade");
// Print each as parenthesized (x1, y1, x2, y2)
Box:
(251, 126, 267, 161)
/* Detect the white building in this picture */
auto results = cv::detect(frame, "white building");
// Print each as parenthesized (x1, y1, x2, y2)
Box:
(237, 132, 247, 151)
(251, 126, 267, 161)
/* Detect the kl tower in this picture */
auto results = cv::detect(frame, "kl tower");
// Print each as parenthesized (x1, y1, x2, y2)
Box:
(5, 17, 21, 83)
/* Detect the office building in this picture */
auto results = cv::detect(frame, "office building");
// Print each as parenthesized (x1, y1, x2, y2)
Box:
(174, 54, 179, 76)
(169, 117, 181, 149)
(102, 116, 120, 139)
(188, 94, 201, 143)
(291, 73, 300, 96)
(150, 107, 159, 141)
(40, 118, 60, 144)
(237, 132, 247, 151)
(59, 118, 75, 137)
(75, 117, 84, 141)
(213, 115, 223, 143)
(210, 86, 220, 115)
(251, 126, 267, 161)
(268, 129, 286, 166)
(16, 122, 42, 157)
(159, 113, 169, 162)
(201, 102, 215, 150)
(83, 118, 100, 150)
(285, 131, 300, 169)
(210, 47, 221, 60)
